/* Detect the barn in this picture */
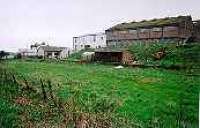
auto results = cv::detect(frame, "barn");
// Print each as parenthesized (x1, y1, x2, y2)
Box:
(94, 48, 134, 65)
(106, 16, 194, 47)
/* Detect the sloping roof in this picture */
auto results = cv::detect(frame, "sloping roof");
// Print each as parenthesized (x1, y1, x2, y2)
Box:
(107, 16, 192, 31)
(38, 46, 68, 52)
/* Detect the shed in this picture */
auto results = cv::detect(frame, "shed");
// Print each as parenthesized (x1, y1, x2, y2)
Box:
(81, 52, 95, 62)
(94, 48, 134, 65)
(37, 46, 70, 59)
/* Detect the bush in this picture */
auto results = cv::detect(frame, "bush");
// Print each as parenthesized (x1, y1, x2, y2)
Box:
(128, 41, 200, 67)
(128, 41, 171, 62)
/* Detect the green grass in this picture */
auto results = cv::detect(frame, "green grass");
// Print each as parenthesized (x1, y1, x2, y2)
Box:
(0, 99, 20, 128)
(0, 60, 199, 127)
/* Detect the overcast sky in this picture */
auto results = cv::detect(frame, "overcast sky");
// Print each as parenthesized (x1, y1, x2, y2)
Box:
(0, 0, 199, 52)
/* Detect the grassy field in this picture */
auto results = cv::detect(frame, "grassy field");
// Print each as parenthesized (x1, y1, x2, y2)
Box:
(0, 60, 199, 127)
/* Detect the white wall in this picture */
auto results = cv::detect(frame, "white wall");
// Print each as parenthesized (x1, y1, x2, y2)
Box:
(37, 47, 70, 59)
(37, 48, 45, 57)
(19, 48, 37, 57)
(73, 33, 106, 52)
(60, 48, 70, 58)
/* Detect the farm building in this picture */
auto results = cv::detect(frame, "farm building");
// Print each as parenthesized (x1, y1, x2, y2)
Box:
(106, 16, 195, 47)
(18, 42, 47, 58)
(94, 48, 134, 65)
(193, 20, 200, 42)
(73, 33, 106, 52)
(37, 46, 70, 59)
(18, 48, 37, 58)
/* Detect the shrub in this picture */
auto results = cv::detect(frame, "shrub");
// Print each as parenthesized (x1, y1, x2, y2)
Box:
(128, 41, 170, 62)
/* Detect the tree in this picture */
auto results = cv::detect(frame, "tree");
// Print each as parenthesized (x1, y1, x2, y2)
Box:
(0, 51, 9, 59)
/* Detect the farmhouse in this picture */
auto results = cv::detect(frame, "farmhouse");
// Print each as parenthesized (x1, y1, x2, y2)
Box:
(73, 33, 106, 52)
(94, 48, 134, 65)
(106, 16, 195, 47)
(37, 46, 70, 59)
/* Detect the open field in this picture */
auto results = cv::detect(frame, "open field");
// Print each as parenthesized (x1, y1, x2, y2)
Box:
(0, 60, 199, 127)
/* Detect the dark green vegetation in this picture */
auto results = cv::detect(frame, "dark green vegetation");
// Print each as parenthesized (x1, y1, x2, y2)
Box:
(108, 16, 190, 30)
(0, 57, 199, 127)
(128, 42, 200, 68)
(0, 51, 9, 59)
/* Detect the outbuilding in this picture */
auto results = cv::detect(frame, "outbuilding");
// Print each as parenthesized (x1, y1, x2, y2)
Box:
(37, 46, 70, 59)
(94, 48, 134, 65)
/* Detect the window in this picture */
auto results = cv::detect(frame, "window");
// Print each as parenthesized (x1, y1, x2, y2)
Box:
(54, 52, 59, 56)
(163, 26, 178, 31)
(140, 29, 149, 32)
(119, 31, 128, 34)
(129, 30, 137, 33)
(85, 45, 90, 49)
(152, 27, 162, 32)
(47, 52, 52, 56)
(101, 37, 104, 40)
(82, 37, 85, 42)
(93, 36, 96, 42)
(73, 37, 78, 44)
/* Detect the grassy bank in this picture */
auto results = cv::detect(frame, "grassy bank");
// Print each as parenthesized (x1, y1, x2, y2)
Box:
(128, 42, 200, 68)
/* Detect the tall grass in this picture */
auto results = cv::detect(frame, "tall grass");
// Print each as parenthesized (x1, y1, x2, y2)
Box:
(0, 63, 138, 127)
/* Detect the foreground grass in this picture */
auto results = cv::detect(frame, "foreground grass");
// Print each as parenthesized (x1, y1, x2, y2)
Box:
(0, 60, 199, 127)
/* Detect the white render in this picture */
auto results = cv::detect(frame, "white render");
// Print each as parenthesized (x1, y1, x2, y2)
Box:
(37, 48, 45, 57)
(73, 33, 106, 52)
(60, 48, 70, 59)
(37, 46, 70, 59)
(18, 48, 37, 57)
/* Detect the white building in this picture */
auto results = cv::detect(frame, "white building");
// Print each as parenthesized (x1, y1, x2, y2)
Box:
(18, 48, 37, 57)
(37, 46, 70, 59)
(73, 33, 106, 52)
(18, 43, 41, 58)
